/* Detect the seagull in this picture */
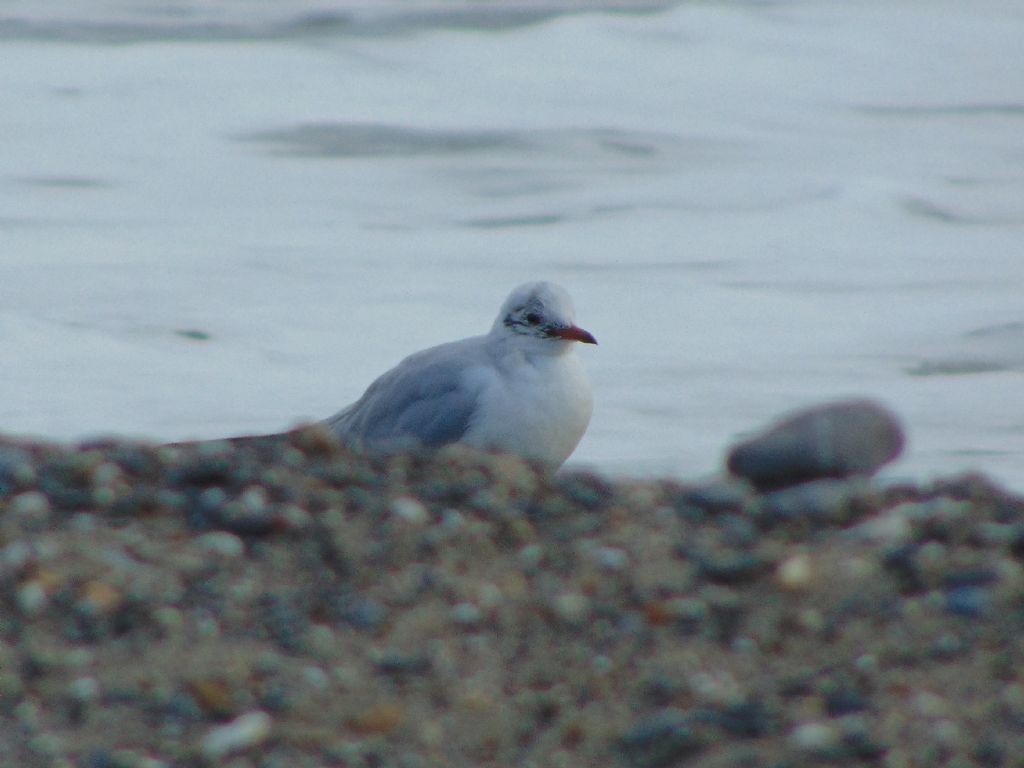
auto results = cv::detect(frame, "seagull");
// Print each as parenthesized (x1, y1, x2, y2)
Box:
(325, 282, 596, 467)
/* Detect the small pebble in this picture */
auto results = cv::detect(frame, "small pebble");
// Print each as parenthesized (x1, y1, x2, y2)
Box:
(552, 592, 590, 625)
(16, 580, 49, 616)
(790, 721, 840, 753)
(440, 509, 465, 530)
(854, 653, 879, 678)
(153, 606, 184, 634)
(797, 608, 826, 634)
(239, 485, 269, 512)
(776, 552, 813, 591)
(69, 513, 98, 533)
(451, 601, 483, 626)
(945, 585, 990, 617)
(911, 691, 947, 717)
(15, 699, 41, 729)
(78, 580, 124, 617)
(678, 479, 750, 512)
(196, 531, 246, 558)
(477, 582, 503, 609)
(92, 485, 117, 508)
(518, 543, 544, 570)
(341, 597, 386, 630)
(28, 733, 63, 757)
(10, 491, 52, 521)
(302, 666, 330, 690)
(92, 461, 122, 486)
(617, 708, 708, 767)
(195, 612, 222, 639)
(593, 545, 629, 571)
(390, 496, 429, 523)
(349, 702, 404, 735)
(198, 486, 228, 511)
(1, 541, 34, 573)
(931, 718, 961, 746)
(68, 676, 101, 703)
(200, 710, 273, 759)
(280, 503, 312, 529)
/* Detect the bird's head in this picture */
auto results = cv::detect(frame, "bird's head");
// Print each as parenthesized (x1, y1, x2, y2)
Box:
(492, 282, 597, 349)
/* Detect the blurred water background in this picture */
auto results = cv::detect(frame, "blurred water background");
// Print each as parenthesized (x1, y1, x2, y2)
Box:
(2, 0, 1022, 488)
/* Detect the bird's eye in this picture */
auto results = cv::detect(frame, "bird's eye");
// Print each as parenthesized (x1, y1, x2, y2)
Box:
(525, 312, 542, 325)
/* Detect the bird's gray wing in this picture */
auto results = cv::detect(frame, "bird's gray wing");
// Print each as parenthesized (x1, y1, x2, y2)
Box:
(325, 339, 483, 451)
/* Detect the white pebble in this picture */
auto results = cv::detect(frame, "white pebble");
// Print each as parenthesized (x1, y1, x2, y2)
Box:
(196, 531, 245, 559)
(790, 721, 839, 752)
(390, 496, 429, 524)
(850, 506, 911, 543)
(240, 485, 269, 512)
(552, 592, 590, 625)
(776, 552, 812, 591)
(281, 503, 312, 529)
(200, 710, 273, 759)
(10, 491, 51, 520)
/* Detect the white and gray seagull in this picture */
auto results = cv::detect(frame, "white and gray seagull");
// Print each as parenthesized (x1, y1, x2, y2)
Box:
(324, 282, 596, 468)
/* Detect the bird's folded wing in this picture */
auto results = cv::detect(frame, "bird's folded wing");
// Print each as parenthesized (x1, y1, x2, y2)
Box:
(326, 343, 482, 450)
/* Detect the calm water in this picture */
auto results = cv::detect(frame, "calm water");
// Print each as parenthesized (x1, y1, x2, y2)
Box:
(2, 1, 1023, 488)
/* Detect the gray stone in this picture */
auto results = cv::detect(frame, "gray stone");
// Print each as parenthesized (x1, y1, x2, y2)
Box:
(726, 399, 905, 489)
(616, 708, 709, 767)
(200, 710, 273, 760)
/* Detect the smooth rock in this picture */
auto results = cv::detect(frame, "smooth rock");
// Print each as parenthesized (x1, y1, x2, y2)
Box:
(776, 551, 813, 591)
(390, 495, 429, 523)
(9, 491, 52, 522)
(726, 399, 905, 489)
(196, 531, 246, 559)
(450, 601, 483, 626)
(200, 710, 273, 759)
(552, 592, 590, 625)
(616, 708, 709, 768)
(15, 580, 49, 616)
(790, 721, 841, 754)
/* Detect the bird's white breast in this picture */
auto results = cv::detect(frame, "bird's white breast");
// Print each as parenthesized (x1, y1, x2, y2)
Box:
(462, 348, 593, 467)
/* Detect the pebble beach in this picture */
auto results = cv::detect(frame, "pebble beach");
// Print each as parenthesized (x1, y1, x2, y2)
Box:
(2, 408, 1023, 767)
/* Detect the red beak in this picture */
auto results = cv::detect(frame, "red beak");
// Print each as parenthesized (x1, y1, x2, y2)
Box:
(553, 325, 598, 345)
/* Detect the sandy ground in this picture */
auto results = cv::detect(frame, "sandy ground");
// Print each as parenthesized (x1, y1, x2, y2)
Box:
(1, 428, 1023, 767)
